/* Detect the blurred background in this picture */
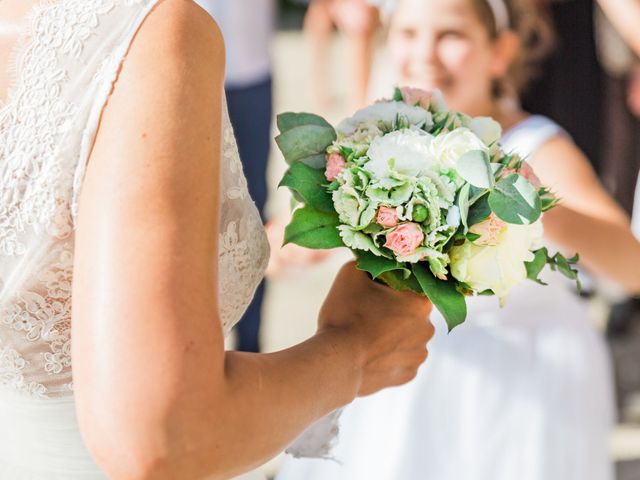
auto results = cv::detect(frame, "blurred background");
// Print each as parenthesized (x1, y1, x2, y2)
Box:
(203, 0, 640, 478)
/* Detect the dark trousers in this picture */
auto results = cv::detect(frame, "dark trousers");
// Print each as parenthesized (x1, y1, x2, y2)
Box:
(225, 77, 272, 353)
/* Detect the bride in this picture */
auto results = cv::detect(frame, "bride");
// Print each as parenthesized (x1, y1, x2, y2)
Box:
(0, 0, 435, 478)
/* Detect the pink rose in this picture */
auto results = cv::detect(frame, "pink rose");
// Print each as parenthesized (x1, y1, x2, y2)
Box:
(501, 161, 542, 188)
(384, 223, 425, 257)
(377, 206, 399, 228)
(469, 213, 507, 246)
(325, 153, 346, 181)
(518, 161, 542, 188)
(400, 87, 431, 109)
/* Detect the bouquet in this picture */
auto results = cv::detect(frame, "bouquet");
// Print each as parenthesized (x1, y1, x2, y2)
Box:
(276, 87, 580, 333)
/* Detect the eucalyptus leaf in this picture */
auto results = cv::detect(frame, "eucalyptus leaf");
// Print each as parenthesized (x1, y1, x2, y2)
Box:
(491, 163, 504, 176)
(283, 206, 343, 249)
(277, 112, 333, 133)
(275, 124, 337, 166)
(488, 174, 541, 225)
(456, 150, 494, 188)
(469, 186, 488, 205)
(412, 263, 467, 332)
(457, 183, 471, 233)
(467, 194, 491, 226)
(279, 162, 334, 212)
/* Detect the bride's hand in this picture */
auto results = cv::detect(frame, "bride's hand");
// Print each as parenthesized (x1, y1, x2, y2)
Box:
(318, 262, 434, 397)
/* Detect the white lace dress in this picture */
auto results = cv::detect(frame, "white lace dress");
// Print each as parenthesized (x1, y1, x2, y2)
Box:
(0, 1, 269, 478)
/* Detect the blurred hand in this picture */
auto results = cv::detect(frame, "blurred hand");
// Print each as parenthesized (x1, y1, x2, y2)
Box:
(318, 262, 434, 397)
(329, 0, 379, 36)
(265, 216, 333, 278)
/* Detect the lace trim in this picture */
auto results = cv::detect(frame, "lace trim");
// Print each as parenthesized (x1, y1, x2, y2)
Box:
(0, 0, 121, 255)
(2, 246, 73, 378)
(218, 216, 268, 331)
(0, 340, 47, 397)
(218, 102, 270, 331)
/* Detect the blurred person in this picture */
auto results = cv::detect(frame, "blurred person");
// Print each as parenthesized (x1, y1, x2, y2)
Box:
(595, 0, 640, 238)
(594, 6, 640, 424)
(197, 0, 275, 352)
(595, 5, 640, 217)
(523, 0, 605, 174)
(628, 65, 640, 238)
(0, 0, 437, 478)
(304, 0, 380, 110)
(597, 0, 640, 58)
(277, 1, 640, 479)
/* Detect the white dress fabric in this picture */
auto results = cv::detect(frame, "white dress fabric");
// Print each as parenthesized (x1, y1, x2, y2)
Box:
(276, 115, 615, 480)
(0, 0, 269, 478)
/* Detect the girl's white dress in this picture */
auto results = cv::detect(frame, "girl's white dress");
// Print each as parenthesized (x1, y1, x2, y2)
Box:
(0, 1, 269, 478)
(276, 115, 615, 480)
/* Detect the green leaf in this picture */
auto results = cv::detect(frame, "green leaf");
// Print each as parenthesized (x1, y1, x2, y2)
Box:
(467, 194, 491, 226)
(412, 263, 467, 332)
(279, 162, 334, 213)
(525, 247, 548, 282)
(554, 253, 577, 279)
(488, 174, 541, 225)
(469, 186, 488, 205)
(378, 270, 422, 294)
(275, 124, 337, 167)
(456, 150, 494, 188)
(465, 232, 481, 242)
(457, 183, 471, 233)
(277, 112, 333, 133)
(355, 250, 409, 280)
(393, 87, 404, 102)
(283, 206, 344, 249)
(552, 252, 582, 292)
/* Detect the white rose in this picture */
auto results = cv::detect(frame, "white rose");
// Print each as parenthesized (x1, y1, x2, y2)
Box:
(449, 220, 544, 303)
(337, 101, 433, 136)
(468, 117, 502, 146)
(430, 127, 488, 169)
(364, 129, 436, 178)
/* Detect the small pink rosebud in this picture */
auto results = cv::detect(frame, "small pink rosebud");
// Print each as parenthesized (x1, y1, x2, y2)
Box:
(519, 161, 542, 188)
(400, 87, 432, 109)
(469, 213, 507, 246)
(384, 223, 425, 257)
(377, 206, 399, 228)
(325, 153, 346, 182)
(501, 161, 542, 188)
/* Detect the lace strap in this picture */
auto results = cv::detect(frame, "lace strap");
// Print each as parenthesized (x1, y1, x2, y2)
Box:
(72, 0, 163, 223)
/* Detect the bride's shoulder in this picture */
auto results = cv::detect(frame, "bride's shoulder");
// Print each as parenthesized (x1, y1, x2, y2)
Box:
(131, 0, 224, 72)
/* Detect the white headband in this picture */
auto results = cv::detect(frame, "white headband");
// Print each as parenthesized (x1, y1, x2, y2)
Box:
(485, 0, 511, 32)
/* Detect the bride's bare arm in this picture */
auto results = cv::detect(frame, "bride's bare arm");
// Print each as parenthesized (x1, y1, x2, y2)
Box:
(72, 2, 433, 479)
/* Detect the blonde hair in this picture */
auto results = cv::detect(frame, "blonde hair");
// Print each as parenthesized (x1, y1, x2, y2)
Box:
(472, 0, 555, 95)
